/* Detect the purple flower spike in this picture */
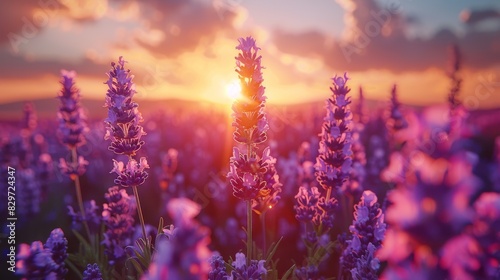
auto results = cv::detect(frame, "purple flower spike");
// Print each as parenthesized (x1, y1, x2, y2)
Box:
(208, 254, 229, 280)
(102, 186, 135, 264)
(59, 156, 89, 179)
(83, 263, 103, 280)
(231, 36, 268, 147)
(44, 228, 68, 279)
(294, 185, 321, 224)
(143, 198, 211, 280)
(111, 157, 149, 188)
(104, 56, 146, 156)
(16, 241, 57, 279)
(315, 72, 353, 196)
(388, 84, 408, 132)
(230, 252, 267, 280)
(340, 190, 385, 279)
(57, 69, 88, 148)
(228, 147, 271, 201)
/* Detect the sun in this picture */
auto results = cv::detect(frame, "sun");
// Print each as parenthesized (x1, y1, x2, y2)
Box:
(225, 80, 242, 100)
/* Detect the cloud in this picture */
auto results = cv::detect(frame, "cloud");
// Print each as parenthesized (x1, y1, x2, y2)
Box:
(0, 49, 106, 79)
(460, 8, 500, 25)
(271, 0, 500, 73)
(131, 0, 240, 58)
(1, 0, 109, 47)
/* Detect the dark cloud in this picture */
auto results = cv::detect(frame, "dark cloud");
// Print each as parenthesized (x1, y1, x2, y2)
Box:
(0, 49, 107, 79)
(1, 0, 108, 47)
(272, 1, 500, 73)
(133, 0, 238, 58)
(461, 9, 500, 25)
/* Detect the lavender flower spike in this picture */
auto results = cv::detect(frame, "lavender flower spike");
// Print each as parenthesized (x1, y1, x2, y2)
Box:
(230, 252, 267, 280)
(142, 198, 211, 280)
(340, 190, 385, 279)
(83, 263, 103, 280)
(57, 69, 88, 148)
(315, 72, 353, 196)
(16, 241, 57, 279)
(231, 36, 269, 148)
(102, 186, 136, 265)
(228, 37, 274, 202)
(44, 228, 68, 279)
(110, 157, 149, 188)
(104, 56, 146, 156)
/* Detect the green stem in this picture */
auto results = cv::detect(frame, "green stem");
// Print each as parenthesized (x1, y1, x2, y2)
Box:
(132, 185, 148, 243)
(261, 211, 267, 254)
(247, 199, 253, 265)
(72, 148, 91, 239)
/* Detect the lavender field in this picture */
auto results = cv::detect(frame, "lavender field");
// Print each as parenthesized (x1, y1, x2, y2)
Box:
(1, 1, 500, 280)
(1, 39, 499, 279)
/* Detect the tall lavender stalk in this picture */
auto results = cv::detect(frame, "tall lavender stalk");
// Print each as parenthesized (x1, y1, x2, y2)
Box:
(447, 44, 467, 141)
(227, 37, 272, 264)
(339, 191, 385, 280)
(388, 85, 408, 133)
(104, 57, 150, 250)
(56, 70, 89, 237)
(315, 73, 353, 230)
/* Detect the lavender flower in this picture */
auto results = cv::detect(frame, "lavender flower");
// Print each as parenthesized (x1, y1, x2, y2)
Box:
(294, 185, 321, 224)
(143, 198, 211, 280)
(110, 157, 149, 188)
(209, 254, 229, 280)
(16, 168, 42, 217)
(104, 56, 146, 156)
(340, 190, 385, 279)
(83, 263, 103, 280)
(379, 154, 478, 279)
(231, 36, 268, 147)
(102, 186, 136, 264)
(16, 241, 56, 279)
(229, 252, 266, 280)
(22, 102, 37, 132)
(315, 73, 353, 197)
(387, 85, 408, 132)
(44, 228, 68, 278)
(441, 192, 500, 280)
(57, 70, 88, 148)
(294, 265, 323, 280)
(67, 200, 101, 233)
(227, 37, 274, 203)
(159, 148, 178, 190)
(59, 156, 89, 179)
(228, 147, 271, 201)
(253, 152, 282, 213)
(349, 127, 366, 197)
(446, 45, 467, 140)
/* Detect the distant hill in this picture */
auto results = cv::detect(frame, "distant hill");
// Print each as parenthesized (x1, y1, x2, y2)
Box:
(0, 98, 498, 140)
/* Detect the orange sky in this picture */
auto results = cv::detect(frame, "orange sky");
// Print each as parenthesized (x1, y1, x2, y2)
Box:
(1, 0, 499, 109)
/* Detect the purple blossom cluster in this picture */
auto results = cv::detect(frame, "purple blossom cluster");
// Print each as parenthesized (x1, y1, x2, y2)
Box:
(227, 37, 276, 202)
(340, 191, 385, 280)
(143, 198, 211, 280)
(104, 56, 146, 157)
(105, 57, 149, 189)
(229, 252, 267, 280)
(102, 186, 136, 264)
(67, 199, 102, 233)
(16, 228, 68, 279)
(8, 37, 500, 280)
(57, 70, 88, 149)
(83, 263, 104, 280)
(315, 73, 353, 197)
(379, 153, 481, 279)
(387, 85, 408, 133)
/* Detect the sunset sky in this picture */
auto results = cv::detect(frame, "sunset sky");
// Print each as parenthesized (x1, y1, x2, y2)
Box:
(1, 0, 500, 108)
